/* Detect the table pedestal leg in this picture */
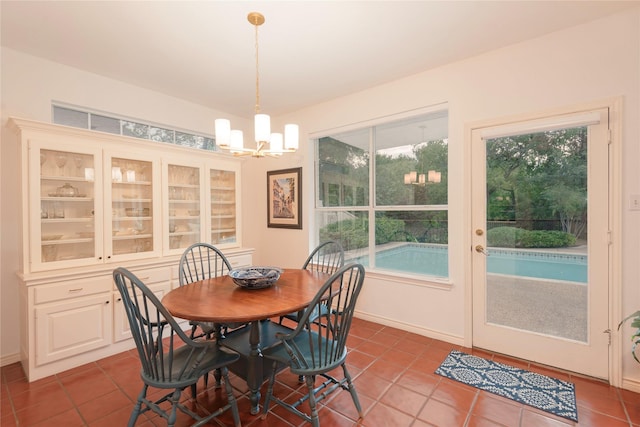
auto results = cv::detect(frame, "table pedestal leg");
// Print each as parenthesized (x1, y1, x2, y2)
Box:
(247, 321, 262, 415)
(213, 324, 223, 387)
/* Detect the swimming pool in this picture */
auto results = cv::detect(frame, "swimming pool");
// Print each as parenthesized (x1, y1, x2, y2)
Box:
(351, 244, 587, 283)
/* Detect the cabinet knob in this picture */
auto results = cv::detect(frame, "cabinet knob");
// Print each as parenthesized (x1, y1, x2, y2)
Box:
(105, 300, 110, 304)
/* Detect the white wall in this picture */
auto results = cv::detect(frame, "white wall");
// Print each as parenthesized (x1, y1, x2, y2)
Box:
(2, 8, 639, 388)
(244, 8, 640, 387)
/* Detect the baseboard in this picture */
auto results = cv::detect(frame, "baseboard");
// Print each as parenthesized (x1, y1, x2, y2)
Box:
(0, 352, 21, 368)
(354, 310, 464, 346)
(622, 376, 640, 393)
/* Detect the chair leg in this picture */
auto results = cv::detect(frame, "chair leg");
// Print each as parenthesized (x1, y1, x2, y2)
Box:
(261, 361, 278, 419)
(342, 363, 363, 418)
(128, 384, 148, 427)
(221, 367, 241, 427)
(167, 389, 183, 427)
(305, 375, 320, 427)
(213, 368, 222, 387)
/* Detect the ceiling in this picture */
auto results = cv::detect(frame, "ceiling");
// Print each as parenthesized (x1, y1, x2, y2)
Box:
(1, 1, 638, 120)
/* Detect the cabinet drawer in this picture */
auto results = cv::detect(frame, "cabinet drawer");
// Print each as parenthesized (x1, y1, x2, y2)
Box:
(34, 277, 112, 304)
(127, 266, 171, 285)
(227, 254, 252, 269)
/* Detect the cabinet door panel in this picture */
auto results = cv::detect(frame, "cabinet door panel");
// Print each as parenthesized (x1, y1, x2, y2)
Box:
(113, 282, 170, 342)
(164, 159, 205, 255)
(35, 294, 111, 365)
(31, 142, 103, 271)
(105, 152, 161, 261)
(210, 168, 238, 246)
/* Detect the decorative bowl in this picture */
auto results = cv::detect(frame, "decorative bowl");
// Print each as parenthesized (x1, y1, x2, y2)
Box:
(55, 183, 79, 197)
(229, 267, 282, 289)
(125, 207, 150, 217)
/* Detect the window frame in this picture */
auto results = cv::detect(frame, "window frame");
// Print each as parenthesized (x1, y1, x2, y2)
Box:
(312, 104, 451, 283)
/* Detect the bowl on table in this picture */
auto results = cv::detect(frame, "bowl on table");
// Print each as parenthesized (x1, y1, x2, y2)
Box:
(229, 266, 282, 290)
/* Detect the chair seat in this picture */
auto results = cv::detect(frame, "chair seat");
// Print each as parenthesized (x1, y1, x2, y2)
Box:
(142, 343, 239, 389)
(262, 330, 347, 376)
(282, 304, 332, 323)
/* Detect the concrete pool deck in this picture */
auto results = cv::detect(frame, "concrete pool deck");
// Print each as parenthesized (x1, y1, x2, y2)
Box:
(486, 273, 587, 342)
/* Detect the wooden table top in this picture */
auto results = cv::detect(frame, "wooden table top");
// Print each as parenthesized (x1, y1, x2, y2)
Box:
(162, 268, 330, 323)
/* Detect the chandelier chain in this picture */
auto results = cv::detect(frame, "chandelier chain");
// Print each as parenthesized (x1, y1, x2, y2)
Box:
(254, 21, 261, 114)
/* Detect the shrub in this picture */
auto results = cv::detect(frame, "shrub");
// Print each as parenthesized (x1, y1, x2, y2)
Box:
(487, 227, 526, 247)
(319, 216, 407, 251)
(519, 230, 576, 248)
(487, 226, 576, 248)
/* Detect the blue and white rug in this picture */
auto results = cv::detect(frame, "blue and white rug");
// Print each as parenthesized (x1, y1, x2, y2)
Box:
(435, 350, 578, 422)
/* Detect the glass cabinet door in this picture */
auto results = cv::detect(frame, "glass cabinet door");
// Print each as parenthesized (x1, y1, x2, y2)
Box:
(37, 147, 100, 268)
(167, 163, 202, 252)
(210, 168, 237, 245)
(109, 157, 155, 258)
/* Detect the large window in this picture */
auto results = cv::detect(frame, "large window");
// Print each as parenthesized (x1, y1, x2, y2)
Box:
(315, 109, 449, 279)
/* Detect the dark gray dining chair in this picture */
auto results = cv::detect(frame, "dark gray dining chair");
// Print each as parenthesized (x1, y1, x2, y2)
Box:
(279, 240, 345, 325)
(179, 242, 243, 339)
(113, 267, 241, 427)
(261, 263, 365, 427)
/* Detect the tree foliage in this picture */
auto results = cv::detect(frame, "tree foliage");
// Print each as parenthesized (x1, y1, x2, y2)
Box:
(486, 127, 587, 240)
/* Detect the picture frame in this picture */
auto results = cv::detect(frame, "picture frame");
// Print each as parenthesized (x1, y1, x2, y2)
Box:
(267, 167, 302, 229)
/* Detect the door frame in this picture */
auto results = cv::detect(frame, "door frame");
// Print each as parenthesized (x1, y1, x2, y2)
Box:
(463, 98, 622, 386)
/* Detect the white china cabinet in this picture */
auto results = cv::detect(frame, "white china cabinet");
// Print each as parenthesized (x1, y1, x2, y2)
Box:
(10, 118, 252, 381)
(163, 158, 241, 254)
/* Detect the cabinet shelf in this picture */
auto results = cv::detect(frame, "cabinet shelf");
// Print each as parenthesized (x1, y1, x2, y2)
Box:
(112, 233, 153, 241)
(113, 198, 152, 203)
(41, 217, 94, 223)
(112, 180, 152, 186)
(168, 201, 200, 205)
(42, 196, 93, 202)
(41, 175, 89, 182)
(42, 237, 95, 245)
(169, 231, 198, 237)
(211, 186, 234, 191)
(169, 183, 199, 189)
(212, 228, 235, 233)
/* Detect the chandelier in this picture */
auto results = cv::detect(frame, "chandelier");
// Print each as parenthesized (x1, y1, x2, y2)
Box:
(404, 170, 441, 186)
(215, 12, 299, 158)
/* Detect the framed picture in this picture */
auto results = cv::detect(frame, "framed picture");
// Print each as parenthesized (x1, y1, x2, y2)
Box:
(267, 167, 302, 229)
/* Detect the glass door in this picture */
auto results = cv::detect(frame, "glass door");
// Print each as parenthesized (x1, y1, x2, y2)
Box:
(210, 168, 237, 246)
(108, 156, 157, 259)
(33, 145, 102, 271)
(471, 109, 610, 379)
(165, 162, 203, 253)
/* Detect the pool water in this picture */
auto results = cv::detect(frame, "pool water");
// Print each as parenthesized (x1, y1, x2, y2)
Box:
(353, 244, 587, 283)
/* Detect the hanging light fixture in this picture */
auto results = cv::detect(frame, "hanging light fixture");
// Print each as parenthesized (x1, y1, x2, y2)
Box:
(215, 12, 299, 158)
(404, 170, 440, 185)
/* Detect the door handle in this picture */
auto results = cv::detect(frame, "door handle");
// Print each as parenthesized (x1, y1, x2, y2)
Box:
(475, 245, 489, 256)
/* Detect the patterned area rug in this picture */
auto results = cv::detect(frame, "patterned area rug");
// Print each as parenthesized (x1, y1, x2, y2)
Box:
(435, 350, 578, 422)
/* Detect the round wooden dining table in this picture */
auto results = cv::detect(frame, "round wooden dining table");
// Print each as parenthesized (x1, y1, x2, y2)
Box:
(162, 268, 331, 414)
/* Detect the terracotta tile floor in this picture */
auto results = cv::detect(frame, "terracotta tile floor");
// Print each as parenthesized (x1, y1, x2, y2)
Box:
(2, 318, 639, 426)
